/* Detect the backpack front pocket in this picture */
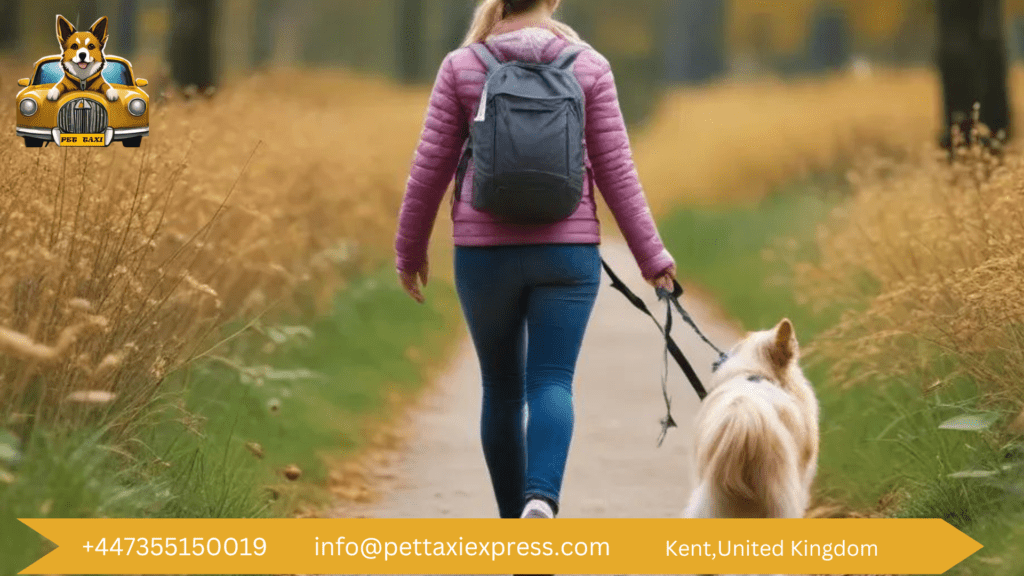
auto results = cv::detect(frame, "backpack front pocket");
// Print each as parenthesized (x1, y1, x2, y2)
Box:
(475, 95, 581, 222)
(494, 95, 571, 179)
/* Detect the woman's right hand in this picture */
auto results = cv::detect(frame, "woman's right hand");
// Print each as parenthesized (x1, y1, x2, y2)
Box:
(398, 261, 429, 304)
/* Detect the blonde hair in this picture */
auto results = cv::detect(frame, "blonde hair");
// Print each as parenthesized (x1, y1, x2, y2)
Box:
(462, 0, 581, 47)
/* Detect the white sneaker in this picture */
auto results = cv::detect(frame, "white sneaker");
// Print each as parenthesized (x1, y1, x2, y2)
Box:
(520, 498, 555, 519)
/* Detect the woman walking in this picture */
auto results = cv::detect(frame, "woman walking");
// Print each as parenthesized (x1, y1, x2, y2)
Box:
(395, 0, 677, 520)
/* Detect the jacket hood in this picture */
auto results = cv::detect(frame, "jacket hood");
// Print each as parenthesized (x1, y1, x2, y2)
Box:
(483, 24, 578, 63)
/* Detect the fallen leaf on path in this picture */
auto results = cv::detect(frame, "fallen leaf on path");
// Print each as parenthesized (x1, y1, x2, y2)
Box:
(332, 485, 375, 503)
(283, 464, 302, 481)
(245, 442, 264, 459)
(267, 398, 282, 413)
(371, 429, 403, 449)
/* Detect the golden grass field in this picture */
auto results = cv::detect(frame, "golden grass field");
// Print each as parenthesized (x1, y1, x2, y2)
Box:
(638, 66, 1024, 211)
(798, 123, 1024, 408)
(3, 60, 1024, 432)
(634, 66, 943, 210)
(0, 66, 432, 432)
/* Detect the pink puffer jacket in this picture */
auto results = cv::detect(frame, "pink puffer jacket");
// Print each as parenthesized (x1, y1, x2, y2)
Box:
(395, 20, 675, 280)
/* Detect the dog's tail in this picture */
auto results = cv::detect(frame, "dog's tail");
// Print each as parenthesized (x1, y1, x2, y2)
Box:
(698, 396, 796, 512)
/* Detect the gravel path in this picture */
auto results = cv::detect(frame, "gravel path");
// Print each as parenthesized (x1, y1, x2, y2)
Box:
(328, 240, 744, 573)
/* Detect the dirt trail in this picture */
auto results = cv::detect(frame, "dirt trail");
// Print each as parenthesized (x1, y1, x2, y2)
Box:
(329, 240, 744, 572)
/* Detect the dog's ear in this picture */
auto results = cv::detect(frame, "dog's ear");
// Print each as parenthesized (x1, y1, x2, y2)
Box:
(768, 318, 798, 368)
(89, 16, 109, 47)
(57, 15, 75, 45)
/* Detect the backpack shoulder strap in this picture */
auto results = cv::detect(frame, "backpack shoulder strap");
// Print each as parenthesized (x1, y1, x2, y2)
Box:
(456, 45, 500, 202)
(453, 139, 472, 202)
(550, 44, 584, 70)
(468, 43, 503, 73)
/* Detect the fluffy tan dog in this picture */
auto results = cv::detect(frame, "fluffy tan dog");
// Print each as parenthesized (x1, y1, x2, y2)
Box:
(683, 319, 819, 520)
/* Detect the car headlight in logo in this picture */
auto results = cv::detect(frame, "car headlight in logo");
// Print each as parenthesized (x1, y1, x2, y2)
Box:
(19, 98, 37, 117)
(128, 98, 147, 117)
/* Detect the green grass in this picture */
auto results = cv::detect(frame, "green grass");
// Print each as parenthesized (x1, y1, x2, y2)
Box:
(658, 183, 1024, 576)
(168, 268, 460, 489)
(0, 424, 269, 574)
(0, 268, 461, 575)
(660, 179, 838, 335)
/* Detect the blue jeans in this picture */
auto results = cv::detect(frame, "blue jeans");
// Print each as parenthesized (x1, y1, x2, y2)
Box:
(454, 244, 601, 518)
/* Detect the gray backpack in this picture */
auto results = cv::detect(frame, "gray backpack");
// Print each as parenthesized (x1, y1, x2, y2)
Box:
(454, 42, 586, 224)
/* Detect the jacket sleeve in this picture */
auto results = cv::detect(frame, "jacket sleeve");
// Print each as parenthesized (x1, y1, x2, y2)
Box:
(583, 56, 676, 280)
(395, 53, 469, 274)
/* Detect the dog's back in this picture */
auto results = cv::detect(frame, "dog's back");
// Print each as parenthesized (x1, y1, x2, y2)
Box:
(687, 382, 809, 518)
(683, 319, 819, 521)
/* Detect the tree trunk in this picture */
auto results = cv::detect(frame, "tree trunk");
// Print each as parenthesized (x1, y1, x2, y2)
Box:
(445, 0, 473, 51)
(807, 5, 850, 73)
(937, 0, 1011, 148)
(168, 0, 218, 93)
(396, 0, 424, 84)
(663, 0, 726, 85)
(117, 0, 138, 57)
(0, 0, 20, 53)
(76, 0, 99, 31)
(251, 0, 278, 69)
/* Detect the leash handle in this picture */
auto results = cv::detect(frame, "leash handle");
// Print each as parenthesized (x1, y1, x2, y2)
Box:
(660, 288, 729, 361)
(601, 259, 709, 402)
(671, 278, 685, 300)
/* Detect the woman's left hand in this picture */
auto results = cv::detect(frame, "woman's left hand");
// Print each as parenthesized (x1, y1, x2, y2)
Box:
(648, 265, 677, 295)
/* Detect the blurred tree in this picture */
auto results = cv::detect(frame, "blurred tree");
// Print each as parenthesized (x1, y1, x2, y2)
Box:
(397, 0, 425, 83)
(445, 0, 473, 51)
(251, 0, 278, 68)
(168, 0, 218, 92)
(807, 4, 850, 72)
(891, 1, 937, 66)
(569, 0, 659, 125)
(750, 12, 773, 61)
(0, 0, 20, 53)
(937, 0, 1011, 147)
(19, 0, 112, 59)
(558, 1, 594, 41)
(77, 0, 99, 30)
(116, 0, 137, 56)
(664, 0, 727, 84)
(729, 0, 815, 59)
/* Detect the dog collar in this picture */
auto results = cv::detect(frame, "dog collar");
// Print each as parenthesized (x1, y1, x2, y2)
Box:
(64, 67, 104, 90)
(711, 355, 727, 373)
(745, 372, 780, 385)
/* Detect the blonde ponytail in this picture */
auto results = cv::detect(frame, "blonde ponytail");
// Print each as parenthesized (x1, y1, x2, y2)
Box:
(461, 0, 582, 47)
(462, 0, 506, 47)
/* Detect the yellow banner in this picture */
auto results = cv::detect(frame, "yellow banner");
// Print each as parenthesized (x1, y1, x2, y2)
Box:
(19, 518, 981, 575)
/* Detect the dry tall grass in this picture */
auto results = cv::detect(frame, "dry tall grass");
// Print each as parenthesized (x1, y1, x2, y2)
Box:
(0, 67, 431, 434)
(634, 66, 1024, 214)
(633, 67, 943, 212)
(797, 117, 1024, 406)
(4, 58, 1016, 434)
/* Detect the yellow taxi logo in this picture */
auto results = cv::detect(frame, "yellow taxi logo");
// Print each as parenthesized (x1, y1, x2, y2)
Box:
(60, 133, 105, 146)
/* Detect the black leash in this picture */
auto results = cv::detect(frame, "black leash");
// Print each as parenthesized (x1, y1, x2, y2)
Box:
(600, 259, 728, 446)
